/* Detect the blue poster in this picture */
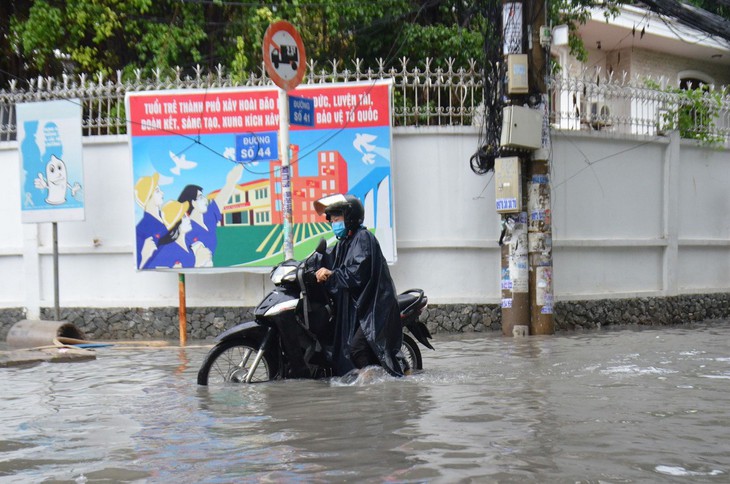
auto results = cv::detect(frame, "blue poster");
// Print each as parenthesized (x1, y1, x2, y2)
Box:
(17, 99, 85, 223)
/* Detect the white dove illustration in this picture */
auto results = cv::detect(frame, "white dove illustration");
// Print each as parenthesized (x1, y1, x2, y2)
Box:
(223, 147, 236, 161)
(353, 133, 379, 165)
(353, 133, 377, 154)
(169, 151, 197, 175)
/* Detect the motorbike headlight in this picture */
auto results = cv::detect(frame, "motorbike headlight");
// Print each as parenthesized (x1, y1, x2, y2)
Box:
(270, 264, 297, 285)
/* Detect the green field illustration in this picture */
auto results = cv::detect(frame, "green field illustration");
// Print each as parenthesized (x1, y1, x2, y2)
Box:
(213, 222, 334, 267)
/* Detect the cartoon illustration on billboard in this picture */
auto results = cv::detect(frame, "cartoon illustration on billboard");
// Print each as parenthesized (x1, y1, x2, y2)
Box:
(127, 81, 395, 271)
(17, 100, 85, 223)
(134, 172, 166, 269)
(34, 155, 83, 205)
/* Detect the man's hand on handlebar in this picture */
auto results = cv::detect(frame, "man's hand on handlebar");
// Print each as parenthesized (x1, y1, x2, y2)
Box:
(315, 268, 332, 283)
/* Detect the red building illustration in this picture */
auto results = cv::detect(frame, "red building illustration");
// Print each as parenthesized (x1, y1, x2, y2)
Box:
(269, 144, 348, 224)
(215, 144, 348, 226)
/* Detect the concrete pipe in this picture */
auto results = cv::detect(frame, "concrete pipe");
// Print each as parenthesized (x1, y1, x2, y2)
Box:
(6, 320, 87, 348)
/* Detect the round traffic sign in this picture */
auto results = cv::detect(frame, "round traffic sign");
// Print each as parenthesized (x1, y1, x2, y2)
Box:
(262, 21, 307, 91)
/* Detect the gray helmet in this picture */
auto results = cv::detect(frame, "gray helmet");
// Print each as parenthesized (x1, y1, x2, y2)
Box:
(314, 194, 364, 231)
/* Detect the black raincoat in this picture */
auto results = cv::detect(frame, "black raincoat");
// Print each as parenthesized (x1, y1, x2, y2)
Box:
(322, 226, 403, 377)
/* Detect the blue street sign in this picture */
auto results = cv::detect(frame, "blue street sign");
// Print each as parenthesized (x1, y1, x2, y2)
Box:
(235, 131, 278, 163)
(288, 95, 315, 127)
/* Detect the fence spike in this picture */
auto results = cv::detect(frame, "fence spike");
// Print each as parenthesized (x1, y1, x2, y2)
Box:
(1, 59, 728, 142)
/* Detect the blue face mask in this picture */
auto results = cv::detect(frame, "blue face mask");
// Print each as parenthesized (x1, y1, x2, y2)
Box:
(332, 221, 347, 238)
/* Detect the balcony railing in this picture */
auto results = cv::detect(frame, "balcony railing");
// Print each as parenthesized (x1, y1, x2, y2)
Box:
(1, 60, 728, 145)
(549, 67, 730, 145)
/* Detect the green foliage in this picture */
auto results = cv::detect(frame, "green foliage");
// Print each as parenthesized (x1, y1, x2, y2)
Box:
(7, 0, 206, 79)
(10, 2, 65, 73)
(398, 23, 484, 68)
(647, 79, 725, 145)
(132, 3, 207, 76)
(10, 0, 726, 88)
(3, 0, 488, 85)
(229, 37, 250, 84)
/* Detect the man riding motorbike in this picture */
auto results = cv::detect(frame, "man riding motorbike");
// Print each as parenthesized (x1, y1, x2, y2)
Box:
(313, 194, 403, 377)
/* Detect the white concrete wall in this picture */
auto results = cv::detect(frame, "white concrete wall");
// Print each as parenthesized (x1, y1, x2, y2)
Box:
(551, 130, 730, 298)
(1, 128, 728, 316)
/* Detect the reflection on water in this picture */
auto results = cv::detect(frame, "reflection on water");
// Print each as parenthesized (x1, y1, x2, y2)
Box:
(2, 323, 730, 483)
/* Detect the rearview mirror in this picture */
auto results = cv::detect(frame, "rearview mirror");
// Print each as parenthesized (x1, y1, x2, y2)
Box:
(315, 237, 327, 254)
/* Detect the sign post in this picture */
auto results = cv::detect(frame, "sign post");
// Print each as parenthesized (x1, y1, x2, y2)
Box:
(263, 20, 307, 260)
(17, 99, 85, 321)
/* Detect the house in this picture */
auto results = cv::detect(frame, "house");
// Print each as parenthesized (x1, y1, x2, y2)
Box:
(551, 4, 730, 137)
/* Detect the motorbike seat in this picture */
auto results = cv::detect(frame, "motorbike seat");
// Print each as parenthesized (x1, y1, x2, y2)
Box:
(397, 292, 419, 311)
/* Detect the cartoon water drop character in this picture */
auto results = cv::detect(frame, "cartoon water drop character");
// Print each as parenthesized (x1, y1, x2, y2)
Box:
(34, 155, 82, 205)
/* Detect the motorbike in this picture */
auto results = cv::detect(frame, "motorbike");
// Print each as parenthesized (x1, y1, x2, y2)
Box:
(197, 238, 433, 386)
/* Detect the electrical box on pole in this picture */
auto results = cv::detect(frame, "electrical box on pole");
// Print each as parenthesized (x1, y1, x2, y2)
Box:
(500, 105, 543, 150)
(495, 157, 522, 213)
(507, 54, 529, 94)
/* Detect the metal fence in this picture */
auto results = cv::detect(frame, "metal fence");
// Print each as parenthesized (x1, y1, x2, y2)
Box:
(0, 58, 485, 141)
(549, 67, 730, 145)
(1, 59, 729, 145)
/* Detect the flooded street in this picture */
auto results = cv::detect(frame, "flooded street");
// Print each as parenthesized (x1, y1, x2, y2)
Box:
(2, 323, 730, 483)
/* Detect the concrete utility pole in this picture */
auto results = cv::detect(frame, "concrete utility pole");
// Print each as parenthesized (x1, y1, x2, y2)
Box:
(499, 0, 554, 335)
(525, 0, 554, 335)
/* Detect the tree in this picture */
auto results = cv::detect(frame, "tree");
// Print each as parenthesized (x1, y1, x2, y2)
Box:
(6, 0, 207, 80)
(2, 0, 489, 88)
(3, 0, 727, 89)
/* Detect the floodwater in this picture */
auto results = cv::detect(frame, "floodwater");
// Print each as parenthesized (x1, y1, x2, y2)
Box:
(2, 323, 730, 483)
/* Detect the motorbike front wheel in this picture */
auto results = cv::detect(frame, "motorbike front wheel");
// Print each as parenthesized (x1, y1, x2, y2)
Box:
(400, 333, 423, 374)
(197, 338, 279, 386)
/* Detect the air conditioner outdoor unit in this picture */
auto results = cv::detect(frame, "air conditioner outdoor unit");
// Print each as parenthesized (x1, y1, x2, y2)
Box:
(585, 101, 612, 129)
(590, 101, 610, 118)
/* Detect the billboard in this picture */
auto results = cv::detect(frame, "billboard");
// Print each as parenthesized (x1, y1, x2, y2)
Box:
(17, 99, 85, 223)
(126, 80, 395, 271)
